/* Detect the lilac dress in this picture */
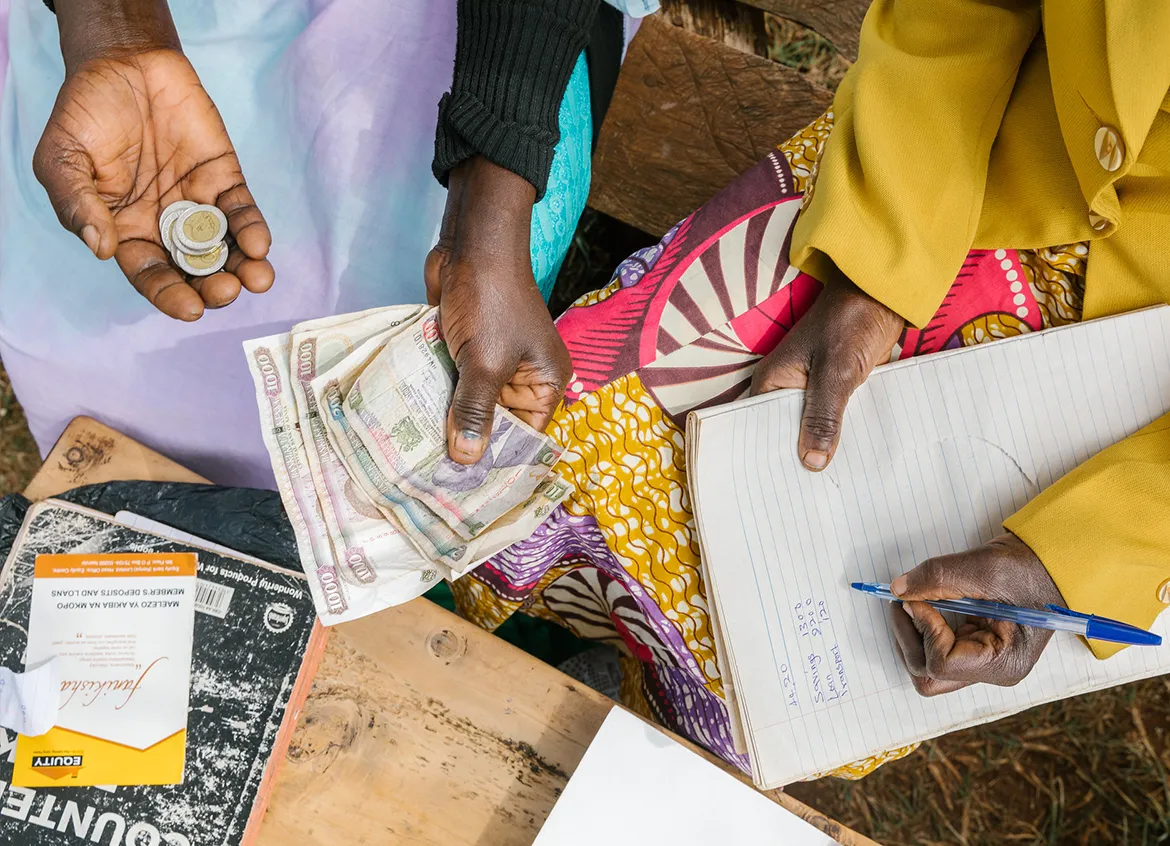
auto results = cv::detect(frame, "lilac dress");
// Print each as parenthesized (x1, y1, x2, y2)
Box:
(0, 0, 593, 487)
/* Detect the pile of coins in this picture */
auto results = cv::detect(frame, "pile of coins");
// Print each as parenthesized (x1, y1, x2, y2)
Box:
(159, 201, 229, 277)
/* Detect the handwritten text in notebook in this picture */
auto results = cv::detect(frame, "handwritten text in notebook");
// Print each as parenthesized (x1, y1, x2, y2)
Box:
(687, 307, 1170, 788)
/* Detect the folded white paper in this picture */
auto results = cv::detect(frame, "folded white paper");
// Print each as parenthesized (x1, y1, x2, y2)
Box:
(0, 658, 59, 737)
(535, 708, 835, 845)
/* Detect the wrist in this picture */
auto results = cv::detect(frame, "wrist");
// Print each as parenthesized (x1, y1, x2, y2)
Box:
(53, 0, 180, 73)
(446, 156, 535, 262)
(998, 533, 1065, 607)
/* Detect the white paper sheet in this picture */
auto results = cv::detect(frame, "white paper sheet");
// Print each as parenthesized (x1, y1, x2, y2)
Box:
(688, 306, 1170, 788)
(114, 512, 271, 567)
(534, 708, 835, 845)
(0, 659, 59, 737)
(25, 554, 197, 754)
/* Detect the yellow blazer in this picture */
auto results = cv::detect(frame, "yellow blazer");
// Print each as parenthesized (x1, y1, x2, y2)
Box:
(790, 0, 1170, 657)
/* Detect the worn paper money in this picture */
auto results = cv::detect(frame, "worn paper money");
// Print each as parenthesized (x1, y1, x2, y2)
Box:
(247, 304, 574, 622)
(245, 334, 345, 618)
(310, 331, 572, 573)
(308, 330, 470, 565)
(342, 309, 565, 540)
(289, 305, 449, 606)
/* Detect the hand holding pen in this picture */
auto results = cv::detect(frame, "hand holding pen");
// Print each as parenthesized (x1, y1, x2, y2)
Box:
(877, 534, 1071, 697)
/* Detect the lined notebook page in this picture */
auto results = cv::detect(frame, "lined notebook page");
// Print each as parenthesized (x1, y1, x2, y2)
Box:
(688, 306, 1170, 788)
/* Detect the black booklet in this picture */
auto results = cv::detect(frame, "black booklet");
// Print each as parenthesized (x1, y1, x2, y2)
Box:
(0, 499, 323, 846)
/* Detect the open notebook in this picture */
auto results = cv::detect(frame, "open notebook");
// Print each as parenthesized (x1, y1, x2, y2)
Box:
(687, 306, 1170, 788)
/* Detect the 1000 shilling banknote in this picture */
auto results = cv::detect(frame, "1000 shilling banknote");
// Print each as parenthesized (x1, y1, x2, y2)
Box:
(244, 333, 352, 620)
(342, 309, 565, 540)
(247, 305, 574, 623)
(289, 305, 448, 610)
(309, 328, 477, 566)
(310, 331, 572, 571)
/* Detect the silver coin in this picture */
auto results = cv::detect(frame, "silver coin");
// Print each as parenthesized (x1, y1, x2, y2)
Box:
(174, 204, 228, 253)
(159, 200, 196, 252)
(172, 242, 228, 277)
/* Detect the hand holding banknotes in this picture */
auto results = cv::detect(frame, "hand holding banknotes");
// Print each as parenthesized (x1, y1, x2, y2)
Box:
(34, 0, 273, 321)
(888, 534, 1065, 696)
(750, 277, 903, 471)
(424, 156, 572, 465)
(246, 303, 572, 623)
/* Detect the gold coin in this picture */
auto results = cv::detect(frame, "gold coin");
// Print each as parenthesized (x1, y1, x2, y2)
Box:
(183, 243, 225, 271)
(182, 210, 224, 244)
(158, 201, 195, 251)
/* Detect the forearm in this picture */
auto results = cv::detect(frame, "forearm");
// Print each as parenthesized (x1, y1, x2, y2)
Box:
(434, 0, 600, 200)
(52, 0, 180, 72)
(446, 157, 536, 267)
(789, 0, 1041, 328)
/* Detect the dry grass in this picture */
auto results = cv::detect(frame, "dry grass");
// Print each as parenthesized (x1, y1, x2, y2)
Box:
(788, 678, 1170, 844)
(766, 15, 853, 92)
(0, 363, 41, 494)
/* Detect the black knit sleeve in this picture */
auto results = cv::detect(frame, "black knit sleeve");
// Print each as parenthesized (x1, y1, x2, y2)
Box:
(433, 0, 601, 201)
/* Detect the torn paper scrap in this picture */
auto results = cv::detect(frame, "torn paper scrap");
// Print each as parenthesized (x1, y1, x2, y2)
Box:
(0, 658, 59, 736)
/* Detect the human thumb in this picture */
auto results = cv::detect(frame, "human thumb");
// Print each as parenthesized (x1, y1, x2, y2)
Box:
(32, 140, 117, 260)
(890, 552, 983, 602)
(447, 353, 511, 465)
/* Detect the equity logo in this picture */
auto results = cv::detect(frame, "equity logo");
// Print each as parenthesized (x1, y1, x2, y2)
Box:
(30, 752, 84, 780)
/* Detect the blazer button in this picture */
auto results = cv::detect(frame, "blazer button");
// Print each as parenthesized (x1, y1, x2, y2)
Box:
(1159, 579, 1170, 605)
(1095, 125, 1124, 172)
(1089, 212, 1111, 231)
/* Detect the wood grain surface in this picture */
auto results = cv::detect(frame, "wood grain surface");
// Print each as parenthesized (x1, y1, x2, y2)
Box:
(26, 417, 874, 846)
(589, 14, 833, 237)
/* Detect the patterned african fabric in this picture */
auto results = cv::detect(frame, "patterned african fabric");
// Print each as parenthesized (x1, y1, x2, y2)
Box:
(455, 111, 1090, 780)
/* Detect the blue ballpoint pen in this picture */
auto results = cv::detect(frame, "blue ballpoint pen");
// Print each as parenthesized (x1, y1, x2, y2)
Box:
(850, 582, 1162, 647)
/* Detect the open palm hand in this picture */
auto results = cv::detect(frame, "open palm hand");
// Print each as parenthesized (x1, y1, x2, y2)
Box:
(34, 48, 273, 320)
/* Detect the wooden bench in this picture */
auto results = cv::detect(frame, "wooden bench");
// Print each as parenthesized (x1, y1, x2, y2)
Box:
(590, 0, 869, 237)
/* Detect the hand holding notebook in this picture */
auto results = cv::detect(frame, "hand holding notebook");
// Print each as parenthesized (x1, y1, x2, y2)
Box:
(687, 306, 1170, 787)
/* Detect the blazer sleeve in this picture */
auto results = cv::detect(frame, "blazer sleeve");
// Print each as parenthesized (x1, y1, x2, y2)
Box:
(1004, 412, 1170, 659)
(789, 0, 1041, 328)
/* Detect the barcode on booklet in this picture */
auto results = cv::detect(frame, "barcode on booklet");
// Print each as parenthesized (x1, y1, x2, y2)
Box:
(195, 578, 235, 618)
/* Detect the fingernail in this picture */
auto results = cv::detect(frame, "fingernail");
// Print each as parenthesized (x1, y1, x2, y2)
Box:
(902, 602, 916, 621)
(454, 429, 481, 456)
(890, 575, 909, 596)
(802, 450, 828, 470)
(80, 225, 101, 256)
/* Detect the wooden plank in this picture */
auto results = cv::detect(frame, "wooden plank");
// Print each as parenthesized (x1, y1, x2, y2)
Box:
(741, 0, 869, 61)
(25, 417, 874, 846)
(660, 0, 768, 56)
(589, 14, 833, 238)
(23, 416, 203, 500)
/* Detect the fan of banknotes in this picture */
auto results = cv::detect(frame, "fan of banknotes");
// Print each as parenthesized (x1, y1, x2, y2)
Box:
(245, 306, 571, 624)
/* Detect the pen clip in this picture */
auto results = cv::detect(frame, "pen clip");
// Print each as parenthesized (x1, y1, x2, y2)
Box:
(1045, 604, 1091, 620)
(1046, 604, 1162, 646)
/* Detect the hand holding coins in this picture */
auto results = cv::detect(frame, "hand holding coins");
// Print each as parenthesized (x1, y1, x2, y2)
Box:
(159, 202, 230, 277)
(33, 48, 274, 320)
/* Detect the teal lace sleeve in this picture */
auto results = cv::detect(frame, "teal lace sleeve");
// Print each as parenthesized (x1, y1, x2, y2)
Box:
(530, 52, 592, 302)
